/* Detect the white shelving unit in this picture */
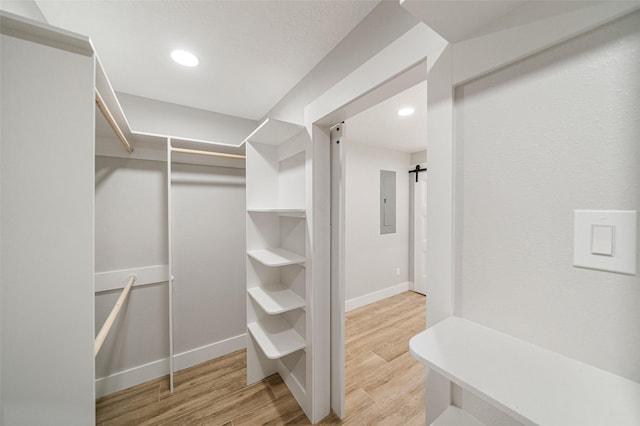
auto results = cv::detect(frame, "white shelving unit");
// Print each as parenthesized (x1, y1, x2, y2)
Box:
(248, 283, 305, 314)
(247, 208, 306, 218)
(247, 248, 306, 267)
(245, 118, 318, 421)
(247, 317, 306, 359)
(410, 317, 640, 426)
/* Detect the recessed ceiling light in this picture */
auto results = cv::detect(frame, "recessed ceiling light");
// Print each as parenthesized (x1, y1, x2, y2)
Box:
(397, 107, 415, 117)
(171, 49, 199, 67)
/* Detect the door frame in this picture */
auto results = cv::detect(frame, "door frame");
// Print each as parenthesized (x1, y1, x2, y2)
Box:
(308, 58, 428, 419)
(411, 161, 428, 296)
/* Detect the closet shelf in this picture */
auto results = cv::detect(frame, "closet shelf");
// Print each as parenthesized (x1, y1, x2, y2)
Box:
(248, 317, 305, 359)
(248, 283, 305, 315)
(410, 317, 640, 426)
(247, 208, 306, 218)
(247, 248, 305, 267)
(243, 118, 304, 146)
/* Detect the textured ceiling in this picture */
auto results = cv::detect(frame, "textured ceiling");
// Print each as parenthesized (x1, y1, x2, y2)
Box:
(347, 80, 427, 154)
(36, 0, 379, 120)
(400, 0, 527, 42)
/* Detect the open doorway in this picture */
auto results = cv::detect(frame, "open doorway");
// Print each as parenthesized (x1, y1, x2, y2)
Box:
(330, 79, 428, 421)
(343, 80, 428, 303)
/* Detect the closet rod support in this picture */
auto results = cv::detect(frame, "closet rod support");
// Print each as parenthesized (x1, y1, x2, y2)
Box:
(94, 275, 136, 357)
(95, 89, 134, 154)
(171, 147, 245, 160)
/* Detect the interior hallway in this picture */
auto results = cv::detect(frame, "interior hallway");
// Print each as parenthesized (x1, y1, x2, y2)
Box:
(96, 291, 425, 425)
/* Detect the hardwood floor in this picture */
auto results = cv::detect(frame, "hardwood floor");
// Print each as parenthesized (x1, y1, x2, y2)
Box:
(96, 291, 426, 425)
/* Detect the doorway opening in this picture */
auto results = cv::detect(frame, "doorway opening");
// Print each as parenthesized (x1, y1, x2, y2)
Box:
(325, 74, 428, 420)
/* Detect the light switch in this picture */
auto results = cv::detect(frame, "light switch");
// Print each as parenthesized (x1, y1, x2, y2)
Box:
(591, 225, 614, 256)
(574, 210, 637, 275)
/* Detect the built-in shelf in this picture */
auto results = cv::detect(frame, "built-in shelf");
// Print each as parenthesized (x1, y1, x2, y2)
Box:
(243, 118, 304, 146)
(410, 317, 640, 426)
(247, 248, 305, 267)
(248, 283, 305, 314)
(248, 316, 305, 360)
(245, 117, 313, 418)
(431, 406, 484, 426)
(247, 208, 306, 218)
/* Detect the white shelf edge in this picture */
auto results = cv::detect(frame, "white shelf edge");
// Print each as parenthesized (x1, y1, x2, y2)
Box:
(247, 248, 306, 267)
(247, 208, 306, 218)
(243, 118, 304, 146)
(248, 284, 305, 315)
(409, 317, 640, 426)
(248, 317, 305, 360)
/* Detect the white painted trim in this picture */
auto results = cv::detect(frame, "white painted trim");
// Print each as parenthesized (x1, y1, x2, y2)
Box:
(278, 361, 307, 415)
(132, 129, 242, 148)
(0, 10, 93, 56)
(173, 333, 246, 371)
(95, 333, 246, 398)
(95, 357, 168, 399)
(329, 124, 346, 419)
(305, 24, 446, 128)
(312, 40, 434, 420)
(451, 1, 640, 86)
(345, 282, 410, 312)
(95, 265, 169, 293)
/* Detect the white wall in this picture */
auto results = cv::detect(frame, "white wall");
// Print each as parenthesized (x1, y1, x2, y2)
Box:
(0, 0, 46, 23)
(344, 141, 410, 305)
(455, 10, 640, 423)
(95, 157, 168, 385)
(171, 163, 246, 353)
(1, 32, 95, 424)
(410, 150, 426, 165)
(94, 155, 246, 395)
(117, 92, 257, 146)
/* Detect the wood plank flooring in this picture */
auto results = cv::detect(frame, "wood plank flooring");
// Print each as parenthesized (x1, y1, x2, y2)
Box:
(96, 291, 426, 425)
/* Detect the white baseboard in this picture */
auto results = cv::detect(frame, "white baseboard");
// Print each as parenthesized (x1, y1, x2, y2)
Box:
(95, 358, 168, 399)
(174, 333, 246, 371)
(345, 282, 410, 312)
(95, 333, 246, 398)
(278, 362, 307, 416)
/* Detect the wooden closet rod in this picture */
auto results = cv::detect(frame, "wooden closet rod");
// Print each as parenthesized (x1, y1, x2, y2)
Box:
(94, 275, 135, 357)
(171, 147, 246, 160)
(95, 89, 134, 154)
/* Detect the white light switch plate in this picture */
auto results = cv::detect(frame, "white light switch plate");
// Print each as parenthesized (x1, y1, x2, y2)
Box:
(574, 210, 637, 275)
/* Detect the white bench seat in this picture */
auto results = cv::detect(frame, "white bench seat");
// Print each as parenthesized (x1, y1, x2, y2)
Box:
(410, 317, 640, 426)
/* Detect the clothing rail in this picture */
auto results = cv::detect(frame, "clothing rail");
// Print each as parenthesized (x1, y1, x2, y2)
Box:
(95, 89, 134, 154)
(94, 275, 135, 357)
(171, 147, 245, 160)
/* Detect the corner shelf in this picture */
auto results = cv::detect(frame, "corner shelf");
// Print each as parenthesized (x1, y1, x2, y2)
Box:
(248, 283, 305, 314)
(248, 316, 305, 360)
(243, 118, 304, 146)
(247, 248, 305, 267)
(245, 117, 317, 420)
(247, 208, 306, 218)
